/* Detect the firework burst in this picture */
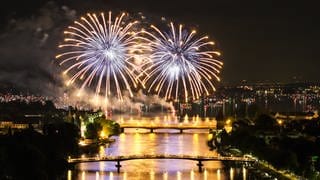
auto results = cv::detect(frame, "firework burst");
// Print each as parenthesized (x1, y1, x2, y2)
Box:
(140, 22, 223, 101)
(56, 12, 142, 100)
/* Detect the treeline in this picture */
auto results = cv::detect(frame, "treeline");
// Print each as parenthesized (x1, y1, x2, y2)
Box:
(0, 100, 122, 179)
(0, 122, 80, 180)
(218, 114, 320, 179)
(0, 100, 62, 122)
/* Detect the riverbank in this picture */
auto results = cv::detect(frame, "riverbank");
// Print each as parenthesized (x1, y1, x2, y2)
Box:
(78, 137, 116, 155)
(218, 147, 298, 179)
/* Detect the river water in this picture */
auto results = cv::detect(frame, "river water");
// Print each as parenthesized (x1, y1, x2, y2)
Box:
(69, 114, 248, 180)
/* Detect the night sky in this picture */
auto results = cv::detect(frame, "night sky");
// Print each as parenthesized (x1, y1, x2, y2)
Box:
(0, 0, 319, 93)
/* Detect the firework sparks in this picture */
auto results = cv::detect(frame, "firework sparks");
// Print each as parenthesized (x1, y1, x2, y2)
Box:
(56, 12, 142, 100)
(140, 22, 223, 101)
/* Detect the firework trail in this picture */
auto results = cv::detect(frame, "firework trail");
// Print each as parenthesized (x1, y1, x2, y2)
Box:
(140, 22, 223, 101)
(56, 12, 142, 100)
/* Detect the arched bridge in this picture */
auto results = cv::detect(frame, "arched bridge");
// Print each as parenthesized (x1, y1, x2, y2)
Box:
(119, 124, 216, 133)
(68, 154, 255, 173)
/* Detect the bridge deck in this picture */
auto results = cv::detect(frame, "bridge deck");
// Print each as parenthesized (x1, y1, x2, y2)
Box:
(69, 154, 255, 173)
(120, 124, 215, 129)
(119, 124, 216, 133)
(68, 154, 254, 164)
(119, 124, 216, 129)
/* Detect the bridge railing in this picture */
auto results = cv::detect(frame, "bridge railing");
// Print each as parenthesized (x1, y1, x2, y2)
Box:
(119, 124, 216, 128)
(68, 154, 255, 163)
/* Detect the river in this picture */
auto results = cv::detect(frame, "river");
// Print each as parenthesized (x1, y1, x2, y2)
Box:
(68, 114, 248, 180)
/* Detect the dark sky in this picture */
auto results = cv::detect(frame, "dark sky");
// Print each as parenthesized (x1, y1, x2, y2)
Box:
(0, 0, 319, 86)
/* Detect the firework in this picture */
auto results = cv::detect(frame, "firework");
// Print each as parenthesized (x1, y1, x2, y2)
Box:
(140, 22, 223, 101)
(56, 12, 142, 100)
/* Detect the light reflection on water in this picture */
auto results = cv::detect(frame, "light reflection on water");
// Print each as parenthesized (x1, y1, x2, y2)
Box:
(71, 169, 225, 180)
(70, 115, 247, 179)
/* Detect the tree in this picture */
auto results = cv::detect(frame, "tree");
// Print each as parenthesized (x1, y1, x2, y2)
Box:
(284, 150, 299, 171)
(216, 110, 224, 121)
(254, 114, 277, 130)
(98, 118, 121, 136)
(85, 122, 102, 139)
(247, 104, 262, 119)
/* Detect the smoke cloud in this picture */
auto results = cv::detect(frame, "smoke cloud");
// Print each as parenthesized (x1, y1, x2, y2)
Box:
(0, 1, 174, 112)
(0, 2, 76, 96)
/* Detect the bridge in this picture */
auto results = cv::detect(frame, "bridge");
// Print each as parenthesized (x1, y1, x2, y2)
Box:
(68, 154, 255, 173)
(119, 123, 216, 133)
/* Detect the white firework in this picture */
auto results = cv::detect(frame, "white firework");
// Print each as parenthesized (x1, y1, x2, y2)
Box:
(140, 22, 223, 101)
(56, 12, 142, 100)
